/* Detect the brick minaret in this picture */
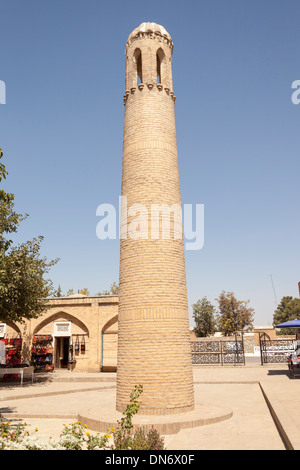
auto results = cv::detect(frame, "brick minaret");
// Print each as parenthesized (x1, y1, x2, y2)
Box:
(116, 22, 194, 414)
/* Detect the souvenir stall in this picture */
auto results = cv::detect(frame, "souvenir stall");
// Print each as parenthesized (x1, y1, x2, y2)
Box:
(0, 336, 34, 384)
(1, 337, 23, 367)
(31, 335, 54, 372)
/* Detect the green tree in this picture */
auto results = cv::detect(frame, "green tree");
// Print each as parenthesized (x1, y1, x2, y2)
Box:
(54, 285, 63, 297)
(0, 237, 58, 322)
(273, 296, 300, 335)
(216, 291, 254, 336)
(0, 148, 27, 252)
(79, 288, 90, 296)
(65, 288, 90, 296)
(97, 281, 119, 296)
(192, 297, 216, 337)
(0, 149, 59, 322)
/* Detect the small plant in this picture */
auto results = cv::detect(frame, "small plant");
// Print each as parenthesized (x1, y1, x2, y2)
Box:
(130, 426, 164, 450)
(112, 384, 143, 450)
(112, 384, 164, 450)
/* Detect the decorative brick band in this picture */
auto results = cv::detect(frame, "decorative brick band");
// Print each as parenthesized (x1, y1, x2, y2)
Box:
(118, 307, 189, 322)
(122, 139, 177, 158)
(123, 84, 176, 105)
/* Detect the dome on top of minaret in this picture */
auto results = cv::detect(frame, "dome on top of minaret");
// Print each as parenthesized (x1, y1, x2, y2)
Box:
(128, 22, 172, 43)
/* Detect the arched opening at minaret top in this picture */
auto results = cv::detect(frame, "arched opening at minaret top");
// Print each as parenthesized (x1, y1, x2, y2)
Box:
(156, 48, 166, 84)
(134, 48, 143, 85)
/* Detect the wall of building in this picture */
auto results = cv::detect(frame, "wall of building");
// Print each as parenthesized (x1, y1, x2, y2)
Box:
(0, 295, 118, 372)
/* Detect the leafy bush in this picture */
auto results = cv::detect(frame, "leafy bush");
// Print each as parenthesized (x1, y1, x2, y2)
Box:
(129, 426, 165, 450)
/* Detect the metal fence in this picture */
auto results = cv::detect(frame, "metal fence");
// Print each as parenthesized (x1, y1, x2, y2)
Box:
(191, 335, 245, 365)
(259, 333, 294, 365)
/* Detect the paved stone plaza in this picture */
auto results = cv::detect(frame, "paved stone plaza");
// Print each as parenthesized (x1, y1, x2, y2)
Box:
(0, 361, 299, 450)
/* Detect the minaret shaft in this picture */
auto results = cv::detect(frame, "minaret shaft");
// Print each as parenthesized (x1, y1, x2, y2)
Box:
(116, 23, 194, 415)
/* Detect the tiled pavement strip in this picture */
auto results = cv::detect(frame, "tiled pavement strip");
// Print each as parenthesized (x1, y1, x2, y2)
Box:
(0, 361, 299, 450)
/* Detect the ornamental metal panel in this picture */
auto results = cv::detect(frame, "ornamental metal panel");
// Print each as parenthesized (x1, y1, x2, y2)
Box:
(191, 336, 245, 366)
(259, 334, 294, 364)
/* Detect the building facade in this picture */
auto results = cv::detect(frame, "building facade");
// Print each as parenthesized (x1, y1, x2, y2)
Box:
(0, 295, 118, 372)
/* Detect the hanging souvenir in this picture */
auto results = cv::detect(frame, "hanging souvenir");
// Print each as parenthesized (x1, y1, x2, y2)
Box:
(13, 338, 22, 348)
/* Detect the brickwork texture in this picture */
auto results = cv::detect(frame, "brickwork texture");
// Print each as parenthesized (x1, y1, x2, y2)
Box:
(116, 23, 195, 415)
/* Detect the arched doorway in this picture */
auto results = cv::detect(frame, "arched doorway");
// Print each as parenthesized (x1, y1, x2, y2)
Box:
(33, 313, 89, 371)
(101, 315, 118, 372)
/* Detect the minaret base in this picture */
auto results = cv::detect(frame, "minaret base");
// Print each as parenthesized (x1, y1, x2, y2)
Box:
(78, 385, 233, 435)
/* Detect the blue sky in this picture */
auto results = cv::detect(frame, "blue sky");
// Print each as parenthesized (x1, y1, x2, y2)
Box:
(1, 0, 299, 326)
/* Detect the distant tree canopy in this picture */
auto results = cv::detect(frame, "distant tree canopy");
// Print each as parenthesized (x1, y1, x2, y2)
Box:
(57, 288, 90, 297)
(79, 288, 90, 296)
(0, 149, 59, 323)
(192, 291, 254, 337)
(96, 282, 119, 296)
(273, 296, 300, 335)
(53, 285, 63, 297)
(192, 297, 216, 337)
(59, 283, 119, 297)
(216, 291, 254, 336)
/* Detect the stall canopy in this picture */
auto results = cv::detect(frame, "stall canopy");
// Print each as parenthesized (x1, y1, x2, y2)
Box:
(274, 320, 300, 328)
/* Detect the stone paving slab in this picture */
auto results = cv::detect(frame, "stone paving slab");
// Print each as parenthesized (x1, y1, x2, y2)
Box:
(167, 383, 285, 450)
(0, 381, 115, 401)
(0, 389, 112, 418)
(260, 380, 300, 450)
